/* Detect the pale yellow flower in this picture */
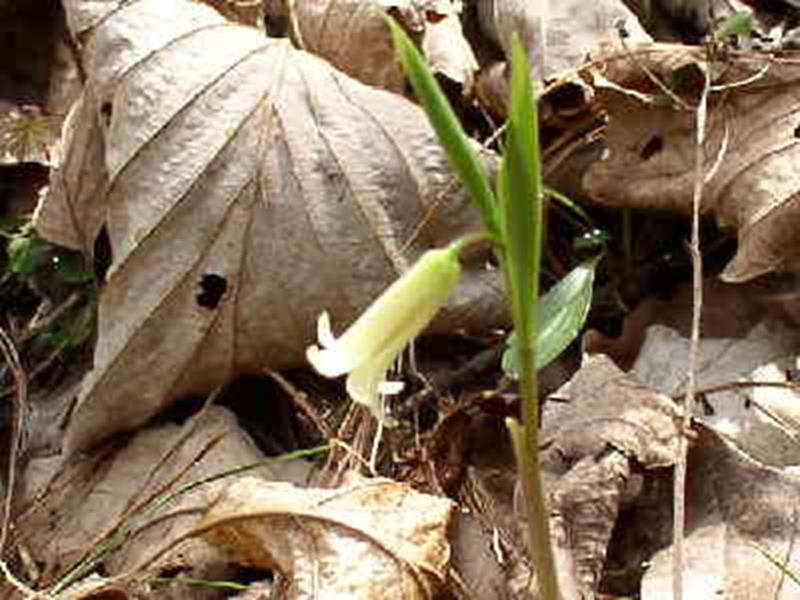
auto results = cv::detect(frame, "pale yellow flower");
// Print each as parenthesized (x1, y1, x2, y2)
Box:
(307, 245, 462, 423)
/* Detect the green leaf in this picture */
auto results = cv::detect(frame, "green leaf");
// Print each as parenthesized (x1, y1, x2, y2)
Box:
(544, 185, 594, 230)
(714, 11, 754, 41)
(8, 234, 51, 274)
(498, 35, 542, 358)
(386, 17, 500, 240)
(503, 255, 600, 377)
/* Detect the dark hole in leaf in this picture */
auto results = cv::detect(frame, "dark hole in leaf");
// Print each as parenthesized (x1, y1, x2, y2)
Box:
(699, 393, 715, 416)
(640, 135, 663, 161)
(794, 123, 800, 139)
(100, 101, 112, 127)
(196, 273, 228, 309)
(614, 19, 630, 39)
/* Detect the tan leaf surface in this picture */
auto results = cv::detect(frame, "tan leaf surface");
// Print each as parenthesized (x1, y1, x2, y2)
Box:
(641, 423, 800, 599)
(12, 407, 285, 593)
(476, 0, 650, 80)
(624, 281, 800, 466)
(541, 354, 682, 596)
(632, 320, 800, 402)
(197, 474, 455, 599)
(36, 0, 506, 454)
(288, 0, 477, 92)
(583, 42, 800, 282)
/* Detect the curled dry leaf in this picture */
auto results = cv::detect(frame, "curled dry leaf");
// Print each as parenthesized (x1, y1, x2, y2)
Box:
(641, 422, 800, 599)
(197, 474, 456, 599)
(583, 42, 800, 282)
(36, 0, 506, 454)
(541, 354, 682, 596)
(286, 0, 478, 93)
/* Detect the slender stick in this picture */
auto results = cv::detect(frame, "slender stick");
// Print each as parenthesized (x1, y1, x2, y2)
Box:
(673, 57, 711, 600)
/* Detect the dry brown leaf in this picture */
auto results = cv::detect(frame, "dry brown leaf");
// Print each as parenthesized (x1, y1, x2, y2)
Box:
(197, 474, 455, 599)
(627, 291, 800, 466)
(583, 42, 800, 282)
(12, 406, 290, 593)
(37, 0, 506, 454)
(541, 354, 682, 596)
(620, 0, 739, 43)
(583, 276, 786, 371)
(633, 319, 800, 399)
(196, 0, 264, 27)
(476, 0, 650, 80)
(641, 422, 800, 599)
(286, 0, 477, 93)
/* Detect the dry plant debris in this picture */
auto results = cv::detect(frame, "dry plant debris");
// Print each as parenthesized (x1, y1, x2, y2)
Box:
(5, 0, 800, 598)
(197, 473, 455, 599)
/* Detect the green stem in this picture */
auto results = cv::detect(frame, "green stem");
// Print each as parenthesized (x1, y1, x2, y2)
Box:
(500, 34, 560, 594)
(448, 231, 490, 258)
(516, 349, 560, 599)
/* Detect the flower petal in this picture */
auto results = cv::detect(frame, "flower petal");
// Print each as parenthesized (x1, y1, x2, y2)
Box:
(346, 338, 406, 424)
(306, 343, 353, 378)
(317, 311, 335, 348)
(378, 381, 405, 395)
(307, 244, 463, 423)
(316, 246, 462, 373)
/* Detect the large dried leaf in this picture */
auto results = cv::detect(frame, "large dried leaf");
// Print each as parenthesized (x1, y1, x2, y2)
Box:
(476, 0, 650, 80)
(540, 354, 682, 596)
(627, 286, 800, 466)
(197, 474, 455, 599)
(288, 0, 478, 92)
(632, 321, 800, 402)
(12, 407, 283, 594)
(641, 423, 800, 599)
(36, 0, 506, 454)
(583, 42, 800, 282)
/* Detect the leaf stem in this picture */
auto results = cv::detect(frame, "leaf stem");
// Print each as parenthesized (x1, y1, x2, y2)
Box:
(502, 36, 560, 600)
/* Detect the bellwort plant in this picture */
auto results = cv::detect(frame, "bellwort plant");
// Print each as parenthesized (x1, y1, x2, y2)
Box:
(307, 19, 573, 600)
(388, 24, 560, 598)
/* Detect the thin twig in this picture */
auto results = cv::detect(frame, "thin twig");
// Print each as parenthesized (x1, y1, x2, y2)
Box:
(671, 379, 800, 402)
(673, 54, 712, 600)
(0, 325, 30, 594)
(20, 292, 81, 344)
(266, 369, 333, 439)
(395, 342, 504, 418)
(618, 34, 692, 111)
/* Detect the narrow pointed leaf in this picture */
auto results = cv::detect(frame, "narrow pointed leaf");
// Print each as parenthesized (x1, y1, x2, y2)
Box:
(500, 36, 542, 347)
(503, 255, 600, 377)
(387, 17, 499, 240)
